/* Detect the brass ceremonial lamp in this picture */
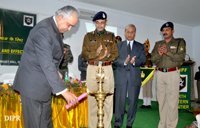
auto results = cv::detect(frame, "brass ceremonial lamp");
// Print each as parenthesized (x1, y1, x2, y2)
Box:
(88, 62, 113, 128)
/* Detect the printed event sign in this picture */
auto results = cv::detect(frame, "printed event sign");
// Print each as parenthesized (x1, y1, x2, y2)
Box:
(0, 9, 36, 65)
(179, 66, 191, 110)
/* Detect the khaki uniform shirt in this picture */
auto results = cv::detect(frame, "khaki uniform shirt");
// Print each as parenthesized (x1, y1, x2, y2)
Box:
(151, 37, 186, 68)
(81, 29, 119, 61)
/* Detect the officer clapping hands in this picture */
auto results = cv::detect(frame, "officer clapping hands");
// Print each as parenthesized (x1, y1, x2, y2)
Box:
(158, 44, 168, 56)
(96, 45, 109, 60)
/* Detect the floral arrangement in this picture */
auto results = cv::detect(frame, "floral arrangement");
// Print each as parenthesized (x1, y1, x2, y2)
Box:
(0, 77, 86, 96)
(64, 77, 87, 93)
(0, 84, 19, 96)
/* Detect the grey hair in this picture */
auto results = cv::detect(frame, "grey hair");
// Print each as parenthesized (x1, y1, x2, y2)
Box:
(55, 5, 79, 19)
(125, 24, 136, 32)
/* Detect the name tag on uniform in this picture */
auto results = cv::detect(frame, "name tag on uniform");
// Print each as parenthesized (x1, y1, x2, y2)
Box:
(169, 46, 177, 49)
(90, 40, 96, 42)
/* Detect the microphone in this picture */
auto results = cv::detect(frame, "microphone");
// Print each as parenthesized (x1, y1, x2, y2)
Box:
(185, 54, 192, 61)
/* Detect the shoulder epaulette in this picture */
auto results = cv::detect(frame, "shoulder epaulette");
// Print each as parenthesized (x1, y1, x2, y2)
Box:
(175, 38, 184, 40)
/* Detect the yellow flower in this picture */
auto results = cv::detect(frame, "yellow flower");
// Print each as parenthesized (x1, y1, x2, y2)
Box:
(2, 84, 8, 90)
(73, 79, 77, 83)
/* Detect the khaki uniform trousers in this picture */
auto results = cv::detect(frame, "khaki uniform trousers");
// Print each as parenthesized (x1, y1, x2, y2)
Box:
(157, 70, 180, 128)
(197, 80, 200, 102)
(143, 79, 153, 98)
(87, 64, 114, 128)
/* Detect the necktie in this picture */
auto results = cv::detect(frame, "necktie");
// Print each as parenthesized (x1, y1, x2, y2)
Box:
(127, 42, 131, 71)
(128, 42, 131, 54)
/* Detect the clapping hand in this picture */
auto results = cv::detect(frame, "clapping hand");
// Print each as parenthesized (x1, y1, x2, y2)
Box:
(158, 45, 163, 56)
(100, 46, 108, 60)
(162, 44, 168, 54)
(125, 55, 130, 64)
(96, 45, 103, 56)
(130, 56, 136, 64)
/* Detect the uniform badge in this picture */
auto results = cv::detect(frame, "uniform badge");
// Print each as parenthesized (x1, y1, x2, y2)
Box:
(90, 40, 97, 42)
(166, 23, 169, 27)
(180, 46, 184, 51)
(103, 13, 105, 18)
(104, 40, 113, 43)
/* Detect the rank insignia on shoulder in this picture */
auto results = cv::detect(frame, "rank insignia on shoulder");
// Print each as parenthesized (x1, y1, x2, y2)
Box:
(104, 40, 113, 43)
(169, 46, 177, 49)
(180, 46, 184, 51)
(90, 40, 97, 42)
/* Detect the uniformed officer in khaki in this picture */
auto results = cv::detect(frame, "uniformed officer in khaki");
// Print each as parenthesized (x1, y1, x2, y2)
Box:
(81, 11, 119, 128)
(151, 21, 186, 128)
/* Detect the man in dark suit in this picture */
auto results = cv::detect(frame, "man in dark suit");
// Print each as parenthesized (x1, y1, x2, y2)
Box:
(78, 54, 88, 81)
(13, 6, 79, 128)
(195, 66, 200, 103)
(114, 24, 146, 128)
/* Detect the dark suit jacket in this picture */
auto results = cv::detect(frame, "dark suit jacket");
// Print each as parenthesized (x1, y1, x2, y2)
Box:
(13, 17, 66, 101)
(114, 40, 146, 86)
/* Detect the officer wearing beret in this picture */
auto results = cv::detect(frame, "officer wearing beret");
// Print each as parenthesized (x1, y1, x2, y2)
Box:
(81, 11, 119, 128)
(116, 36, 122, 43)
(151, 21, 186, 128)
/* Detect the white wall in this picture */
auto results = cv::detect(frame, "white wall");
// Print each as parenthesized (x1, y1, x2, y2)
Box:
(193, 26, 200, 98)
(0, 0, 196, 101)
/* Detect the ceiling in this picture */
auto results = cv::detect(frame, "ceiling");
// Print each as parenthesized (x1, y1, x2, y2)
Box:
(73, 0, 200, 28)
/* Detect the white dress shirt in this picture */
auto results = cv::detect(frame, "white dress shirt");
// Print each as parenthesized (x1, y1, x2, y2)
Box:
(124, 40, 135, 66)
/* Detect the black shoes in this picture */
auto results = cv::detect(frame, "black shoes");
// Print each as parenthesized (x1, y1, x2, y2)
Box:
(140, 105, 152, 109)
(125, 110, 128, 114)
(140, 105, 146, 108)
(146, 105, 152, 109)
(114, 126, 120, 128)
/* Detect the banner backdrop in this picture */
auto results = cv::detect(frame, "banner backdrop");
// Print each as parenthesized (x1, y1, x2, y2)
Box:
(179, 66, 191, 110)
(0, 9, 36, 65)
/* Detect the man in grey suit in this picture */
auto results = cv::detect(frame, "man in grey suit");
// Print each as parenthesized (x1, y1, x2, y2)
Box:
(13, 6, 79, 128)
(114, 24, 146, 128)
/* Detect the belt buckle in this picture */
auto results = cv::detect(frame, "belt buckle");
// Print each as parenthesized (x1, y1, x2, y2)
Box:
(97, 61, 103, 66)
(162, 68, 167, 72)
